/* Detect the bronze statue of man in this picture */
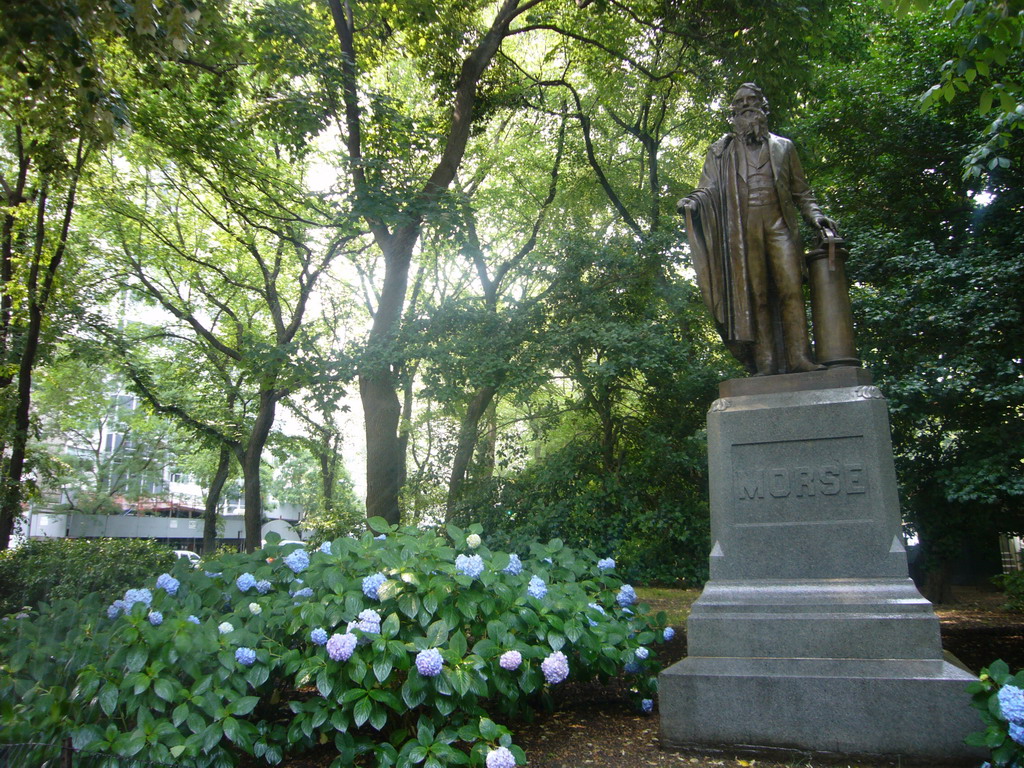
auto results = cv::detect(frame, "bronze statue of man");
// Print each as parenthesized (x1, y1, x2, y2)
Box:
(680, 83, 838, 376)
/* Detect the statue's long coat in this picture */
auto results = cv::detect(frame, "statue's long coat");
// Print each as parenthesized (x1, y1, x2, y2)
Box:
(684, 132, 823, 365)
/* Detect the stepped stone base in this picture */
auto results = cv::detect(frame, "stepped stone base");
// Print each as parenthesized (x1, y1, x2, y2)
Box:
(658, 371, 984, 765)
(660, 656, 979, 763)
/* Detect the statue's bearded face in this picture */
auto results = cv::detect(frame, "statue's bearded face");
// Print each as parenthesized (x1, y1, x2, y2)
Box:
(729, 87, 768, 143)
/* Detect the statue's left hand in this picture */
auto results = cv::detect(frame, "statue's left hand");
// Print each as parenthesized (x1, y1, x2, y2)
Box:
(815, 215, 838, 233)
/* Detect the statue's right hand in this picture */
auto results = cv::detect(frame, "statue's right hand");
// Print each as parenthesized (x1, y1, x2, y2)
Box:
(677, 198, 697, 215)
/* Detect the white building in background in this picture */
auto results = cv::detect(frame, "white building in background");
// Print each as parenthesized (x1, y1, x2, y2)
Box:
(19, 388, 306, 551)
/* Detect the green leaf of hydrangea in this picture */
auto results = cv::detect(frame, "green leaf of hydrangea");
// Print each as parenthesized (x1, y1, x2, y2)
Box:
(374, 656, 394, 683)
(99, 683, 118, 716)
(368, 517, 391, 535)
(426, 620, 448, 648)
(353, 695, 373, 727)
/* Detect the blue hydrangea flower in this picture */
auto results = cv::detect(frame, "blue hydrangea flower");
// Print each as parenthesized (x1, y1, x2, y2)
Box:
(641, 698, 653, 714)
(356, 609, 381, 634)
(999, 685, 1024, 724)
(597, 557, 615, 571)
(635, 647, 650, 660)
(416, 648, 444, 677)
(455, 554, 484, 579)
(485, 746, 516, 768)
(374, 534, 387, 541)
(503, 553, 523, 575)
(204, 571, 222, 579)
(663, 627, 675, 641)
(291, 587, 313, 599)
(310, 627, 329, 645)
(186, 615, 201, 625)
(284, 548, 309, 574)
(235, 647, 256, 667)
(617, 584, 637, 608)
(624, 660, 641, 674)
(318, 541, 332, 555)
(362, 572, 387, 600)
(123, 588, 153, 609)
(148, 611, 163, 626)
(499, 650, 522, 671)
(236, 573, 256, 593)
(106, 599, 128, 619)
(1010, 722, 1024, 746)
(156, 573, 180, 595)
(218, 621, 234, 634)
(256, 579, 272, 595)
(527, 575, 547, 600)
(326, 633, 357, 662)
(543, 557, 553, 564)
(541, 650, 569, 684)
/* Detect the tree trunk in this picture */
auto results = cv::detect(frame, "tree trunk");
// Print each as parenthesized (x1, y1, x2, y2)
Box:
(241, 390, 279, 552)
(203, 446, 232, 555)
(360, 369, 404, 525)
(446, 385, 497, 520)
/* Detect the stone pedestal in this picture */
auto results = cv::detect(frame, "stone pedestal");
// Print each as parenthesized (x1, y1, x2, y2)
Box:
(659, 369, 983, 764)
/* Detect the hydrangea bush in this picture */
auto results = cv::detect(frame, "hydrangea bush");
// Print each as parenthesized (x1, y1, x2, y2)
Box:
(0, 521, 671, 768)
(966, 659, 1024, 766)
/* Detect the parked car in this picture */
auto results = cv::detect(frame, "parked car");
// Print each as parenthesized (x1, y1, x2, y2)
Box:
(174, 550, 201, 567)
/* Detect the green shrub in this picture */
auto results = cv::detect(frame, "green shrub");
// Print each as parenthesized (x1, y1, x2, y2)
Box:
(999, 571, 1024, 613)
(0, 521, 672, 768)
(0, 537, 175, 614)
(965, 659, 1024, 766)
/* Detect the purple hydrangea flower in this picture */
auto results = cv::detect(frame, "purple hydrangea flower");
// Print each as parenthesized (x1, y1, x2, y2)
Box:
(416, 648, 444, 677)
(597, 557, 615, 571)
(541, 650, 569, 684)
(617, 584, 637, 608)
(663, 627, 675, 641)
(503, 553, 523, 575)
(999, 685, 1024, 724)
(310, 627, 329, 646)
(641, 698, 653, 714)
(455, 554, 484, 579)
(499, 650, 523, 671)
(235, 647, 256, 666)
(485, 746, 516, 768)
(357, 609, 381, 634)
(326, 632, 357, 662)
(527, 575, 547, 600)
(362, 572, 387, 600)
(156, 573, 180, 595)
(284, 548, 309, 574)
(1010, 722, 1024, 746)
(319, 541, 332, 555)
(635, 647, 649, 660)
(123, 588, 153, 609)
(186, 615, 201, 624)
(236, 573, 256, 593)
(148, 611, 163, 626)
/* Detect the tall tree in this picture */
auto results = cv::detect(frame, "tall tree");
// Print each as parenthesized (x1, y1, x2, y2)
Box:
(0, 0, 222, 548)
(98, 141, 357, 550)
